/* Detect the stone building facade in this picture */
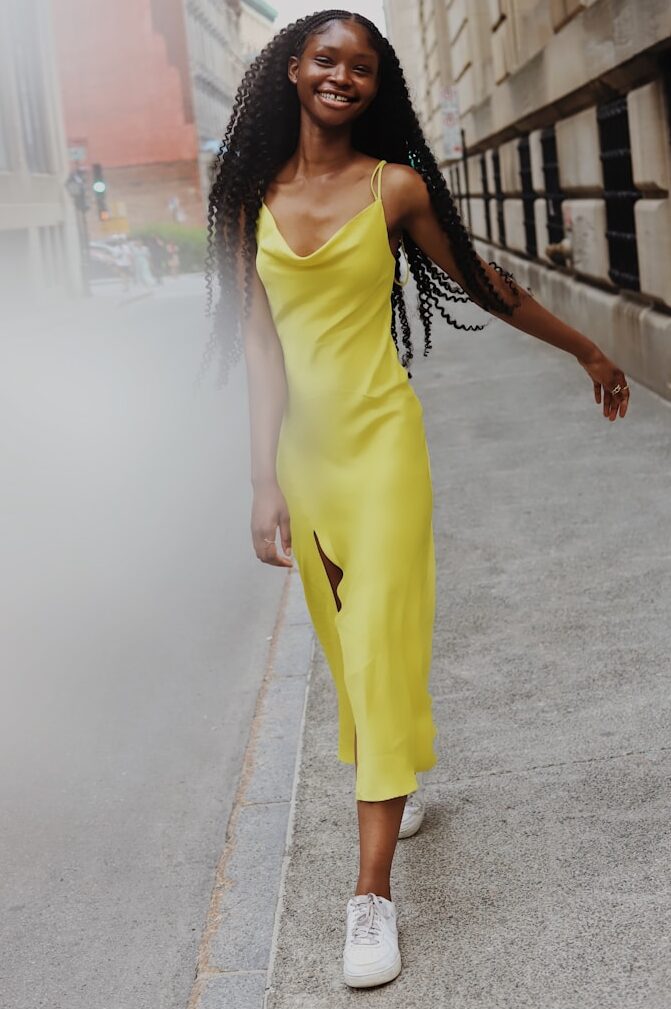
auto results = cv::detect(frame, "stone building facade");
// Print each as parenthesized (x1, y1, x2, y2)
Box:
(239, 0, 277, 65)
(0, 0, 81, 305)
(383, 0, 671, 400)
(184, 0, 247, 195)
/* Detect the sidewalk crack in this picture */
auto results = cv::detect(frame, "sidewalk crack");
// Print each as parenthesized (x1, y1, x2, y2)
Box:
(441, 744, 671, 785)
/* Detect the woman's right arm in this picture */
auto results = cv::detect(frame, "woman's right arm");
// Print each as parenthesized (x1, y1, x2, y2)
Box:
(239, 217, 293, 568)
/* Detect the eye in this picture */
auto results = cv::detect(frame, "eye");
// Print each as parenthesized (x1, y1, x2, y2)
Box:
(314, 55, 331, 63)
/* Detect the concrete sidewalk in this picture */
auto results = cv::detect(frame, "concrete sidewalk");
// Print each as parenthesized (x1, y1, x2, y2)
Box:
(263, 312, 671, 1008)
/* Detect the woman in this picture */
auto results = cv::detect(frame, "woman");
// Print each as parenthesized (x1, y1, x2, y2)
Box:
(204, 9, 630, 990)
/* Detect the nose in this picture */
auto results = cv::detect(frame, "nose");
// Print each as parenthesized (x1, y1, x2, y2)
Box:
(328, 63, 353, 89)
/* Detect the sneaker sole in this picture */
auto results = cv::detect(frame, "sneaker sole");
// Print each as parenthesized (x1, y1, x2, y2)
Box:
(344, 953, 402, 988)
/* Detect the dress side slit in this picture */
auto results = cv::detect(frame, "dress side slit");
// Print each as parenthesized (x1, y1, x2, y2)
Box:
(313, 529, 343, 611)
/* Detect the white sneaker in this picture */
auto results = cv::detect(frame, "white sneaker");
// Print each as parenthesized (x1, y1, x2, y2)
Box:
(343, 892, 402, 988)
(398, 788, 425, 838)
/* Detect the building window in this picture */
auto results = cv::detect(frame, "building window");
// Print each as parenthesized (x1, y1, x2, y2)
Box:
(597, 96, 641, 291)
(518, 134, 537, 257)
(492, 149, 506, 247)
(480, 154, 492, 242)
(540, 126, 564, 245)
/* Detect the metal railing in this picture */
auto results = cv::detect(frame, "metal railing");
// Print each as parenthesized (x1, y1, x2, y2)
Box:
(518, 134, 538, 257)
(596, 96, 641, 290)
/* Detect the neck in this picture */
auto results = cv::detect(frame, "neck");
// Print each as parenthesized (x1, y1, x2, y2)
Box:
(289, 114, 356, 179)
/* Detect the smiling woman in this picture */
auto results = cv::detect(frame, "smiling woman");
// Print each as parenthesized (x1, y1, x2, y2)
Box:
(201, 6, 630, 993)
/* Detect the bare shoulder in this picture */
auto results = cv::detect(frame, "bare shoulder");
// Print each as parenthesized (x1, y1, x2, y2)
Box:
(380, 163, 431, 222)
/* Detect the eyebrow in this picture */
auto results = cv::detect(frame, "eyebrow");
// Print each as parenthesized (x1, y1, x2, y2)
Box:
(314, 44, 376, 58)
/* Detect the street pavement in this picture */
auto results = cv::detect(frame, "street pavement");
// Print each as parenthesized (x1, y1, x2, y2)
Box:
(0, 276, 287, 1009)
(255, 302, 671, 1007)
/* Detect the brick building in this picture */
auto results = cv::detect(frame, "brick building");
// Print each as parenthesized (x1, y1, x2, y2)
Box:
(383, 0, 671, 401)
(52, 0, 243, 235)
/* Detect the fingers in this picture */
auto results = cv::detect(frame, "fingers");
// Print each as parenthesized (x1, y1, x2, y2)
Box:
(619, 387, 630, 418)
(604, 371, 630, 421)
(253, 527, 293, 568)
(603, 387, 612, 419)
(593, 380, 601, 405)
(279, 514, 292, 559)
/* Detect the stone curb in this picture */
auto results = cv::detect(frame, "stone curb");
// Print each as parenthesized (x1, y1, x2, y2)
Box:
(187, 566, 315, 1009)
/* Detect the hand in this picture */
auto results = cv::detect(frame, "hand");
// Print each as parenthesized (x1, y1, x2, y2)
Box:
(577, 347, 630, 421)
(251, 481, 293, 567)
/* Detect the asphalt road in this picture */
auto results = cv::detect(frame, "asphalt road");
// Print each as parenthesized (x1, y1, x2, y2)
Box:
(0, 277, 287, 1009)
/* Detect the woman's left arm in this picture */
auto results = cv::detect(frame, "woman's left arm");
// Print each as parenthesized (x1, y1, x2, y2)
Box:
(397, 167, 630, 422)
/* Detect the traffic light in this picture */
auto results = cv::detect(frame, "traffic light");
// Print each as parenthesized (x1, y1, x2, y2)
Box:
(91, 163, 108, 218)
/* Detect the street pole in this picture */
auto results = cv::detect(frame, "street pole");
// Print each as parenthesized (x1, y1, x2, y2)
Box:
(65, 166, 91, 297)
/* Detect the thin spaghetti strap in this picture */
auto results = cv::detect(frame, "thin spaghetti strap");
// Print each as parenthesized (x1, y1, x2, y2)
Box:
(370, 159, 386, 200)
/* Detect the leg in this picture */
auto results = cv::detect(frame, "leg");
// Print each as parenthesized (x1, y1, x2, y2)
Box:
(354, 730, 406, 901)
(313, 533, 407, 900)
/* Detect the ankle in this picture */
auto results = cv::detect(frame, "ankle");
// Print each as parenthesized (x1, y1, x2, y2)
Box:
(355, 879, 392, 901)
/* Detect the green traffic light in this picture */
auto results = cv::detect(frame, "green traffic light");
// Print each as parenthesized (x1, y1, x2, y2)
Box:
(92, 180, 106, 193)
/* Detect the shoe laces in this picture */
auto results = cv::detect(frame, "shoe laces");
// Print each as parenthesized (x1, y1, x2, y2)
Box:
(348, 893, 390, 946)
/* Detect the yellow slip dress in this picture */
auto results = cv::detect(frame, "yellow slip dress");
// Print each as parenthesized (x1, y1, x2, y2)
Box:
(255, 158, 438, 802)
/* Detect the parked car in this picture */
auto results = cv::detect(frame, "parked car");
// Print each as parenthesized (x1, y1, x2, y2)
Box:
(88, 240, 119, 281)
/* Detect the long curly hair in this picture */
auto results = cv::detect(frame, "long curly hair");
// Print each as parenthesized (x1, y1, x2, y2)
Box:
(201, 8, 520, 386)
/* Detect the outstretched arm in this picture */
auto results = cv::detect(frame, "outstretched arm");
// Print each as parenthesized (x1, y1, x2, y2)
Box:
(395, 167, 630, 422)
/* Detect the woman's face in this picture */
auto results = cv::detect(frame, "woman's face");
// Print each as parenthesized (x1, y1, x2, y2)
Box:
(288, 20, 380, 125)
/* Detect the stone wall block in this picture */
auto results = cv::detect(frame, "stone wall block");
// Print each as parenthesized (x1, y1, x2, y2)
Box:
(468, 196, 488, 239)
(485, 148, 497, 195)
(489, 198, 500, 245)
(487, 0, 507, 27)
(491, 20, 509, 83)
(451, 18, 472, 80)
(503, 197, 525, 251)
(499, 138, 522, 194)
(628, 80, 671, 193)
(456, 65, 476, 116)
(555, 106, 602, 192)
(637, 308, 671, 398)
(529, 128, 545, 192)
(534, 197, 550, 260)
(510, 0, 553, 64)
(467, 154, 483, 195)
(447, 0, 467, 41)
(563, 198, 609, 282)
(634, 198, 671, 305)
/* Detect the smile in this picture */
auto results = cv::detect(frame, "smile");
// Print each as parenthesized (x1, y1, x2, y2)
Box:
(317, 91, 356, 107)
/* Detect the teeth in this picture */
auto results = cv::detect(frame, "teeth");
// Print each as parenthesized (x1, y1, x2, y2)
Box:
(319, 92, 351, 103)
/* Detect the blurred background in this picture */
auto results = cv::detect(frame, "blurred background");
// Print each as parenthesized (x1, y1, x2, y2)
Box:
(1, 2, 670, 1008)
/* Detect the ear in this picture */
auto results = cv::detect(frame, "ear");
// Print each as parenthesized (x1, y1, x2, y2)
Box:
(287, 55, 299, 85)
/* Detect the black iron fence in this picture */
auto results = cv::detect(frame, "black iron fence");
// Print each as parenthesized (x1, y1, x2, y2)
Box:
(596, 95, 641, 290)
